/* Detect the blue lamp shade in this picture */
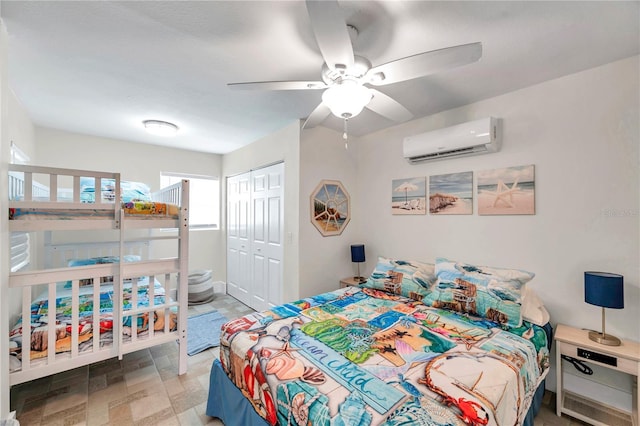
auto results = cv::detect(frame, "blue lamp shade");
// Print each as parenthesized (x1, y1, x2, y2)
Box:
(584, 271, 624, 309)
(350, 244, 365, 263)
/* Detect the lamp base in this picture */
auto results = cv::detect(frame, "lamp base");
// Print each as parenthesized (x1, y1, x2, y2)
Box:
(353, 276, 366, 283)
(588, 331, 621, 346)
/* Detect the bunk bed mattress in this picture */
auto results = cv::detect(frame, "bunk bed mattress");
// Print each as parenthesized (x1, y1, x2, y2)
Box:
(9, 277, 177, 367)
(214, 286, 551, 426)
(9, 201, 180, 221)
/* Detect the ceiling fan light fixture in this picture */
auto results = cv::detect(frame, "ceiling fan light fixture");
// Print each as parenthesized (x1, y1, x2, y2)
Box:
(143, 120, 179, 137)
(321, 81, 372, 119)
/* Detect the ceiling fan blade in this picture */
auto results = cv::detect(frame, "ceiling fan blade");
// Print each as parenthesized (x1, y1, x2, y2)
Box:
(306, 0, 354, 70)
(302, 102, 331, 129)
(367, 42, 482, 86)
(228, 81, 327, 91)
(366, 89, 413, 123)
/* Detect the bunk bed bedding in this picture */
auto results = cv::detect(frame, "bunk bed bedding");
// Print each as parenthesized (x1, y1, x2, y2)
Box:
(207, 285, 551, 426)
(9, 175, 179, 220)
(9, 276, 178, 367)
(9, 201, 180, 220)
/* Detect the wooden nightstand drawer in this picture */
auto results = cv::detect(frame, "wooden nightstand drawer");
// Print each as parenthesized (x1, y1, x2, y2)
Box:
(562, 344, 638, 376)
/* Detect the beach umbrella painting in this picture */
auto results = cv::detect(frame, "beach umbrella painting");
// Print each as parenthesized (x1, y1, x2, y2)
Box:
(395, 181, 419, 204)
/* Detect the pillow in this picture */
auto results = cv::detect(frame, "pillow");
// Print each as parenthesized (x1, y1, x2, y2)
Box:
(66, 255, 141, 287)
(361, 256, 436, 301)
(80, 177, 152, 203)
(423, 257, 535, 328)
(521, 285, 550, 326)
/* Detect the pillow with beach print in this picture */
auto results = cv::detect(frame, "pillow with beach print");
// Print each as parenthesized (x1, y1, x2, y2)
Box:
(362, 256, 436, 301)
(423, 257, 535, 328)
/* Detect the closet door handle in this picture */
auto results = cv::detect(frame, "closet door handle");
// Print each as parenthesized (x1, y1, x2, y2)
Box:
(256, 248, 262, 251)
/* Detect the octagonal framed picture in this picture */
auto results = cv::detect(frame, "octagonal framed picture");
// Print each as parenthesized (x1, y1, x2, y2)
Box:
(310, 179, 351, 236)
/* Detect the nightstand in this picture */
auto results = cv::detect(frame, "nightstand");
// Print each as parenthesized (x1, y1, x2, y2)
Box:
(555, 323, 639, 426)
(340, 277, 365, 288)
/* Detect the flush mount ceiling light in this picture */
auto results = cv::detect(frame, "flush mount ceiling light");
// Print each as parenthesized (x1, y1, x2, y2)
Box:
(143, 120, 179, 137)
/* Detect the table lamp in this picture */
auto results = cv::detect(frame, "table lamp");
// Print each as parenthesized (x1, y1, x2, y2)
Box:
(350, 244, 366, 283)
(584, 271, 624, 346)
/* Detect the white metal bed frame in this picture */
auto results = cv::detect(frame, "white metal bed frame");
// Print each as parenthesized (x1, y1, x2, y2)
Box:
(7, 164, 189, 386)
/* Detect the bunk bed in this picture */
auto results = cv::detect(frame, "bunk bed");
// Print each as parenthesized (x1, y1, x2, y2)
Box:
(6, 164, 189, 386)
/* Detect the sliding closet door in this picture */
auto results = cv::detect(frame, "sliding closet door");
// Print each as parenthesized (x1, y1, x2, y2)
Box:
(226, 172, 251, 306)
(250, 163, 284, 311)
(226, 162, 284, 311)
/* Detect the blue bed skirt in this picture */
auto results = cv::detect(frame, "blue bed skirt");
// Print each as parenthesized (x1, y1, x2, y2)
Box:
(206, 322, 554, 425)
(206, 358, 269, 426)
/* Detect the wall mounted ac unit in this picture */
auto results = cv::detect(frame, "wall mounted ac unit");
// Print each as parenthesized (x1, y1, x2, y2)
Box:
(403, 117, 501, 164)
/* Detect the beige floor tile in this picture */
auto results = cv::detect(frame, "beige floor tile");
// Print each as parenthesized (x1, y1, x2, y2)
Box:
(129, 389, 172, 422)
(42, 385, 87, 417)
(154, 353, 172, 370)
(176, 407, 203, 426)
(154, 415, 181, 426)
(163, 376, 186, 397)
(126, 374, 166, 396)
(108, 401, 133, 425)
(132, 406, 175, 426)
(124, 364, 160, 388)
(85, 404, 109, 426)
(87, 381, 127, 408)
(170, 386, 208, 414)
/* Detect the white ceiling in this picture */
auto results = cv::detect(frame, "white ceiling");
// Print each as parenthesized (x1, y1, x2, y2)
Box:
(2, 1, 639, 154)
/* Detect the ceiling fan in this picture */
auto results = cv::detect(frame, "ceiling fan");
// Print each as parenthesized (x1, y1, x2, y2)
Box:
(228, 0, 482, 132)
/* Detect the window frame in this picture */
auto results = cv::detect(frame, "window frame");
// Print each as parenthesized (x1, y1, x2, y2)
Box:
(161, 171, 220, 230)
(11, 141, 30, 164)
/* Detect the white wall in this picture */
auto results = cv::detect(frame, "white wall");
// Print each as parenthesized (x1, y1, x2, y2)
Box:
(1, 16, 38, 415)
(298, 125, 361, 297)
(8, 89, 35, 160)
(222, 120, 301, 301)
(0, 16, 10, 419)
(32, 127, 225, 281)
(351, 56, 639, 397)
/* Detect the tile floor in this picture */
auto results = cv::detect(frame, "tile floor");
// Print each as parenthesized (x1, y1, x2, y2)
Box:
(10, 294, 587, 426)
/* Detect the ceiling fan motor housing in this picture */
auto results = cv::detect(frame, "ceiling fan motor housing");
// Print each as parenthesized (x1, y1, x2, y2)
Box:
(321, 55, 372, 85)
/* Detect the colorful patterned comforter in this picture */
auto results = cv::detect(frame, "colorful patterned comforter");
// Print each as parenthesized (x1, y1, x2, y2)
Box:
(219, 286, 550, 426)
(9, 278, 177, 366)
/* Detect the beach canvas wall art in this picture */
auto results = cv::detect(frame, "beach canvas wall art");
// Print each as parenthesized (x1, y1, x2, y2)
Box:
(310, 179, 351, 236)
(391, 177, 426, 215)
(429, 171, 473, 215)
(477, 165, 535, 215)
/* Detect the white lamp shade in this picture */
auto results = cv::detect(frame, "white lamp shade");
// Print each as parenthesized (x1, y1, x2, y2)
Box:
(322, 81, 372, 119)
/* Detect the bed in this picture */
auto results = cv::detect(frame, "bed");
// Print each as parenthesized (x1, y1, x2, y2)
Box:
(207, 257, 552, 426)
(6, 164, 189, 386)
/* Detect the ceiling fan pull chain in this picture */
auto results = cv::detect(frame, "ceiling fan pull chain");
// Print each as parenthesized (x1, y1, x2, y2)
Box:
(343, 118, 349, 149)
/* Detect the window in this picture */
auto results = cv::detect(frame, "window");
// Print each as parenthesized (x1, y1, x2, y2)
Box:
(161, 172, 219, 229)
(10, 141, 30, 164)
